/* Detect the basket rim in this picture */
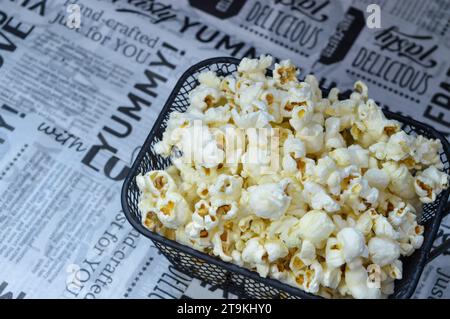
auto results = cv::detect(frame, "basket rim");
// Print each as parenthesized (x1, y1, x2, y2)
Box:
(121, 57, 450, 299)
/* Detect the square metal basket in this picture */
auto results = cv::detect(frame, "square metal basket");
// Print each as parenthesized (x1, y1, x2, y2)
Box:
(121, 57, 450, 299)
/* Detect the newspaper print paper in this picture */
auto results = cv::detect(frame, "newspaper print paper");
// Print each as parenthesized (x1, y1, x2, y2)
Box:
(0, 0, 449, 299)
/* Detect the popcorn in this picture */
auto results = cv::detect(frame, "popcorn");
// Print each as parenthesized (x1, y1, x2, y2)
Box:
(414, 166, 449, 203)
(387, 202, 410, 227)
(332, 215, 348, 230)
(297, 157, 316, 181)
(212, 230, 233, 262)
(211, 198, 239, 220)
(281, 84, 312, 117)
(345, 265, 381, 299)
(247, 179, 291, 220)
(364, 168, 390, 191)
(175, 227, 191, 246)
(336, 228, 368, 263)
(382, 162, 416, 199)
(326, 170, 344, 196)
(185, 221, 214, 248)
(242, 237, 267, 265)
(385, 131, 413, 161)
(262, 89, 284, 122)
(202, 104, 231, 125)
(231, 108, 274, 129)
(294, 261, 324, 294)
(312, 112, 325, 126)
(289, 104, 314, 132)
(196, 182, 210, 199)
(385, 259, 403, 280)
(209, 174, 243, 200)
(322, 265, 342, 289)
(290, 251, 306, 275)
(199, 70, 221, 88)
(361, 99, 400, 141)
(282, 136, 306, 172)
(337, 281, 351, 297)
(154, 112, 197, 157)
(356, 211, 374, 235)
(368, 237, 400, 266)
(324, 117, 345, 150)
(136, 170, 176, 198)
(138, 190, 157, 217)
(231, 250, 244, 266)
(354, 80, 368, 100)
(171, 158, 196, 182)
(192, 200, 219, 231)
(373, 216, 398, 240)
(303, 181, 340, 213)
(273, 59, 299, 87)
(189, 85, 222, 112)
(412, 135, 443, 167)
(298, 210, 335, 247)
(137, 55, 449, 299)
(326, 99, 356, 129)
(241, 133, 279, 179)
(396, 214, 424, 250)
(140, 209, 160, 231)
(399, 242, 415, 256)
(342, 174, 379, 208)
(155, 192, 191, 229)
(270, 264, 290, 281)
(179, 124, 225, 169)
(238, 55, 273, 81)
(237, 82, 265, 111)
(325, 237, 345, 268)
(313, 156, 337, 184)
(369, 142, 387, 160)
(264, 238, 289, 263)
(296, 124, 324, 154)
(220, 76, 236, 96)
(327, 88, 340, 104)
(330, 145, 369, 168)
(267, 215, 302, 248)
(299, 240, 316, 265)
(305, 75, 322, 102)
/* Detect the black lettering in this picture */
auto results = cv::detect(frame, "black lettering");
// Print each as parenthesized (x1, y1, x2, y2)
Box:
(135, 69, 167, 98)
(104, 156, 129, 181)
(104, 115, 133, 138)
(180, 16, 200, 33)
(82, 132, 118, 172)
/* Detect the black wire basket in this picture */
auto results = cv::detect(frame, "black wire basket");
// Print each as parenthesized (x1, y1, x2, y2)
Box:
(121, 57, 450, 299)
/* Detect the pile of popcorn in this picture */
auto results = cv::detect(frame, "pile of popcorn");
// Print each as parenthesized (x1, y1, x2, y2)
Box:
(136, 56, 449, 299)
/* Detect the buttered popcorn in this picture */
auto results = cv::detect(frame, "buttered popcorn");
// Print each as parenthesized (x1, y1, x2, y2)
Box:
(137, 56, 449, 299)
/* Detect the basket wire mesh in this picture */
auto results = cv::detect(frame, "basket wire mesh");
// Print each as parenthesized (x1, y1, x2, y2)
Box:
(121, 57, 450, 299)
